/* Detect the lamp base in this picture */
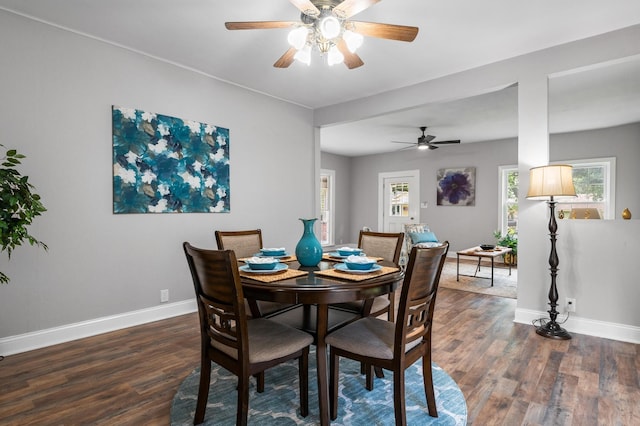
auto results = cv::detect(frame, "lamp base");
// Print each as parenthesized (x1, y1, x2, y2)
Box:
(536, 321, 571, 340)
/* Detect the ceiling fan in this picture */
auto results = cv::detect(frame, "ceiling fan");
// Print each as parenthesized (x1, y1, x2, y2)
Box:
(391, 127, 461, 150)
(225, 0, 419, 69)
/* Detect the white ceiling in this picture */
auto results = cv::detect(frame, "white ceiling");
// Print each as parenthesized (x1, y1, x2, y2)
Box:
(2, 0, 640, 156)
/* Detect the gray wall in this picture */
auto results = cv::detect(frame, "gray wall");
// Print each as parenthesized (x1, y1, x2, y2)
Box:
(0, 11, 315, 340)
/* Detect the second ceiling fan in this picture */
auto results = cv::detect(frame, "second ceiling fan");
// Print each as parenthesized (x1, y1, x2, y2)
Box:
(392, 126, 461, 150)
(225, 0, 419, 69)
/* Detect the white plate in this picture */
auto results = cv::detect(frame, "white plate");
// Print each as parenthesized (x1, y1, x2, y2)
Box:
(254, 252, 290, 259)
(240, 263, 289, 274)
(334, 263, 382, 274)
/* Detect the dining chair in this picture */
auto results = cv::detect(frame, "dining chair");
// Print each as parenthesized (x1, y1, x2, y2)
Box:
(326, 242, 450, 425)
(214, 229, 293, 317)
(333, 231, 404, 322)
(183, 243, 314, 426)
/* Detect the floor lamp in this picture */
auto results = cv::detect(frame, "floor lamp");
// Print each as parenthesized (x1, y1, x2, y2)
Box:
(526, 164, 576, 340)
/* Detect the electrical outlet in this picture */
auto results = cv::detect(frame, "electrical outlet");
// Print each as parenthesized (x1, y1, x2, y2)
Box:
(565, 297, 576, 313)
(160, 289, 169, 303)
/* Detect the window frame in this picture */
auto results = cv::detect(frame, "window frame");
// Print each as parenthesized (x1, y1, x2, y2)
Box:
(320, 169, 335, 246)
(498, 158, 616, 231)
(553, 157, 616, 220)
(498, 165, 518, 235)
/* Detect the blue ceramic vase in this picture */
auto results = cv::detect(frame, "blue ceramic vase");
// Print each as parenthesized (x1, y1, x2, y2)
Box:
(295, 218, 323, 267)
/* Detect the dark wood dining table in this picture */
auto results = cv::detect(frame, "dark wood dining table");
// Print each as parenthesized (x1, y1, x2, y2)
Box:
(239, 257, 403, 426)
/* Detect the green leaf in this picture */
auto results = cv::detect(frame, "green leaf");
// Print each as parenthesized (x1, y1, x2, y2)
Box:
(1, 145, 47, 284)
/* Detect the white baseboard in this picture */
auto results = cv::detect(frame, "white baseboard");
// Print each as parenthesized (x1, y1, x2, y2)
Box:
(515, 308, 640, 344)
(3, 302, 637, 356)
(0, 299, 198, 356)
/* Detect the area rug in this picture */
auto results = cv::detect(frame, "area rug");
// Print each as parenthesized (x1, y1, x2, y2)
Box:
(171, 351, 467, 425)
(438, 259, 518, 299)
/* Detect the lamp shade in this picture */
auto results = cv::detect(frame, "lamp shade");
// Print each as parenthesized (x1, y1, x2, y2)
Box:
(526, 164, 576, 199)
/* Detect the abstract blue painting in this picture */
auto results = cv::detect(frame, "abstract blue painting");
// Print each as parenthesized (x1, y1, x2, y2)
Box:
(437, 167, 476, 206)
(112, 106, 230, 214)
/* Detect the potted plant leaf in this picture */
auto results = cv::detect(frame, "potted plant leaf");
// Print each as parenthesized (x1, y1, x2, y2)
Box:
(1, 144, 47, 284)
(493, 229, 517, 265)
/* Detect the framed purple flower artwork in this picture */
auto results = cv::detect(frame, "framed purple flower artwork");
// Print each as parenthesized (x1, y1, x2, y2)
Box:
(437, 167, 476, 206)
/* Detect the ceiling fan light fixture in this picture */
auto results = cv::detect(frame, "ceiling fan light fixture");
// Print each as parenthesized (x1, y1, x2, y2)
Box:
(288, 26, 309, 50)
(327, 45, 344, 66)
(417, 144, 429, 150)
(225, 1, 419, 69)
(294, 44, 312, 65)
(319, 15, 341, 39)
(343, 29, 363, 53)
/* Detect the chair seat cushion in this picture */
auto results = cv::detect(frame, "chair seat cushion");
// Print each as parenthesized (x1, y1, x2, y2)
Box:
(213, 318, 313, 364)
(326, 317, 396, 359)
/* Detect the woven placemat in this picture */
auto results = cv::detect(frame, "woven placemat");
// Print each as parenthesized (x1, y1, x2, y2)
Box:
(239, 268, 308, 283)
(314, 266, 400, 282)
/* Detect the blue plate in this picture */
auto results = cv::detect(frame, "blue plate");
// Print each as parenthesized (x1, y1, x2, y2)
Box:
(335, 263, 382, 274)
(254, 252, 290, 259)
(337, 248, 363, 256)
(260, 248, 287, 256)
(327, 251, 365, 259)
(240, 263, 288, 274)
(245, 260, 279, 270)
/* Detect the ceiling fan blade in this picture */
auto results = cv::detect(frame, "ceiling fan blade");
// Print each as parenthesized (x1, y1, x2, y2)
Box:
(351, 21, 419, 42)
(274, 47, 298, 68)
(289, 0, 320, 16)
(423, 134, 436, 143)
(225, 21, 297, 30)
(431, 140, 461, 145)
(391, 141, 415, 145)
(336, 39, 364, 69)
(334, 0, 380, 19)
(427, 144, 439, 150)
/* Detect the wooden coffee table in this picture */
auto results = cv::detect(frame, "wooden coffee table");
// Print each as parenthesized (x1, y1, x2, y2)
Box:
(456, 246, 512, 286)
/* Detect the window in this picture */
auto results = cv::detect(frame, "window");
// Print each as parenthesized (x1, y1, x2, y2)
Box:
(498, 158, 616, 231)
(555, 158, 615, 220)
(389, 182, 410, 217)
(320, 169, 335, 245)
(498, 166, 519, 235)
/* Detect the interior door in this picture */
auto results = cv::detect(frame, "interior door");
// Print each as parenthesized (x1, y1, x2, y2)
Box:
(379, 170, 420, 232)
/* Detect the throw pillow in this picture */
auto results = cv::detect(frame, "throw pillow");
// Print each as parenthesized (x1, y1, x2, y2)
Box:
(409, 231, 439, 244)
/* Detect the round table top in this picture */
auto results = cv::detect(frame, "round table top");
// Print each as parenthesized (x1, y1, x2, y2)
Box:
(240, 260, 403, 305)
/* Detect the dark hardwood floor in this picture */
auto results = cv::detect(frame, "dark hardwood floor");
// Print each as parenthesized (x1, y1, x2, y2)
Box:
(1, 288, 638, 425)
